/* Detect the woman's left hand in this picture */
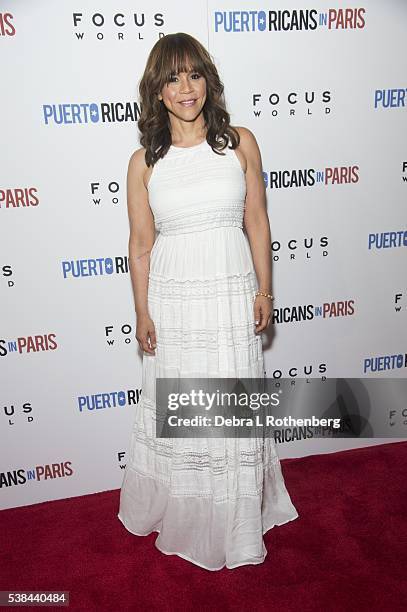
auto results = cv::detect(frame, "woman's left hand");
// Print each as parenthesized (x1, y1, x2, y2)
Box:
(254, 295, 272, 333)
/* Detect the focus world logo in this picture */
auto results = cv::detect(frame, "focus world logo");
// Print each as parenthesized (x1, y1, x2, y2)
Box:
(72, 11, 165, 40)
(252, 89, 331, 118)
(105, 324, 138, 346)
(1, 264, 14, 289)
(2, 402, 33, 426)
(266, 362, 328, 379)
(90, 181, 122, 206)
(271, 236, 329, 261)
(394, 293, 407, 314)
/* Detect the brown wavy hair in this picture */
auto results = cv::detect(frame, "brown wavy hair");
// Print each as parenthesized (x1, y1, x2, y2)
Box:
(138, 32, 240, 167)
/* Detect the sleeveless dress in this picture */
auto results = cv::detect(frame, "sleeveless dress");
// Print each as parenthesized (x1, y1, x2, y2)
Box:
(118, 138, 299, 570)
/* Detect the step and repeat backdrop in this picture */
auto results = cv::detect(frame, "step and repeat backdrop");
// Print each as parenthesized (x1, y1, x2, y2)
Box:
(1, 1, 406, 509)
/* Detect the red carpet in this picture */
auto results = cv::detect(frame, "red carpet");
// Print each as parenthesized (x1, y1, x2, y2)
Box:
(1, 441, 406, 611)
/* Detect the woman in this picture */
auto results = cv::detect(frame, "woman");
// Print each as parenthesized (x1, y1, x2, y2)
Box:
(118, 32, 299, 571)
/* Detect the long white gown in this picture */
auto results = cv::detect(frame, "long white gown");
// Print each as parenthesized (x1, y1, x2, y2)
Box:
(118, 138, 299, 570)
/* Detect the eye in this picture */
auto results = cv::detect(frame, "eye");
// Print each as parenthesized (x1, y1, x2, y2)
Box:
(167, 72, 201, 84)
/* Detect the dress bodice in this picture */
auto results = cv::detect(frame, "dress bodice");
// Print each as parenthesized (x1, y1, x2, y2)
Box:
(147, 140, 247, 236)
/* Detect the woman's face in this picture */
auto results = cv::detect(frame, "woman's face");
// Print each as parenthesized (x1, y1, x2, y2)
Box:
(159, 67, 207, 122)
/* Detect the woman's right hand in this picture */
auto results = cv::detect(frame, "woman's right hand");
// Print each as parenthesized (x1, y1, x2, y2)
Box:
(136, 313, 157, 355)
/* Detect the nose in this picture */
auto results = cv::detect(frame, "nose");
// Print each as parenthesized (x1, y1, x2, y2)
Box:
(179, 75, 193, 94)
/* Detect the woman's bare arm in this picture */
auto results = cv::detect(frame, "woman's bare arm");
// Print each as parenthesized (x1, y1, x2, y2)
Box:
(127, 148, 157, 353)
(237, 126, 272, 295)
(127, 148, 155, 315)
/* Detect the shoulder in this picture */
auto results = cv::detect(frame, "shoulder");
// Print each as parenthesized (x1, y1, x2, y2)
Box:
(233, 126, 259, 151)
(128, 146, 148, 172)
(232, 126, 262, 171)
(127, 146, 150, 188)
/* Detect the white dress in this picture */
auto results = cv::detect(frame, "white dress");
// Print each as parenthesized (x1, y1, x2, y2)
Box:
(118, 138, 299, 570)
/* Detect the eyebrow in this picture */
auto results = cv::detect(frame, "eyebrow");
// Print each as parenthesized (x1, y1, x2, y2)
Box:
(169, 69, 197, 75)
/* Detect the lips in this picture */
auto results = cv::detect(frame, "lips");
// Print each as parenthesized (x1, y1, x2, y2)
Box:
(179, 99, 197, 107)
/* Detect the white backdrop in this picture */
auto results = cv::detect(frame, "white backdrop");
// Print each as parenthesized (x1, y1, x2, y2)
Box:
(1, 0, 406, 510)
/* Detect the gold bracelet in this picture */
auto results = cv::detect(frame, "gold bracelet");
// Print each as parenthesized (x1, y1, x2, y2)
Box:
(255, 290, 274, 301)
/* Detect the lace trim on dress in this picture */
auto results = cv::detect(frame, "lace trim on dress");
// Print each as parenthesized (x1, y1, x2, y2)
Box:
(148, 269, 257, 296)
